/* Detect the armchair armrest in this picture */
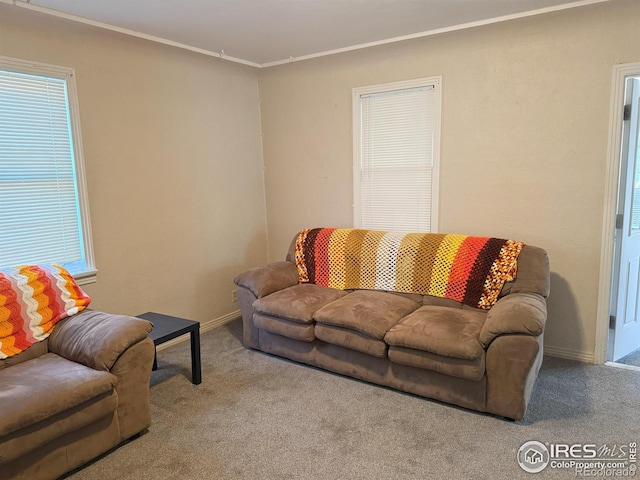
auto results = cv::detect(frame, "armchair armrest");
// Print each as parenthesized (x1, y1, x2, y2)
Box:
(49, 310, 153, 371)
(479, 293, 547, 348)
(234, 261, 299, 298)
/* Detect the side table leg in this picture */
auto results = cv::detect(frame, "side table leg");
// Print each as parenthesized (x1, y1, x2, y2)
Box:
(190, 327, 202, 385)
(153, 347, 157, 371)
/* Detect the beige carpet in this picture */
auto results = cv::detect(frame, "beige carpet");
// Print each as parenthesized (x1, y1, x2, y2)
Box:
(65, 319, 640, 480)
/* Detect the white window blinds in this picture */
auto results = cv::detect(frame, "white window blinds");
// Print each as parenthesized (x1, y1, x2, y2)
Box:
(353, 77, 441, 233)
(0, 57, 95, 278)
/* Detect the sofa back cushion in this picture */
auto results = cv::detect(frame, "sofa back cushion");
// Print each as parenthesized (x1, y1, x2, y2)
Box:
(0, 339, 48, 371)
(0, 265, 91, 359)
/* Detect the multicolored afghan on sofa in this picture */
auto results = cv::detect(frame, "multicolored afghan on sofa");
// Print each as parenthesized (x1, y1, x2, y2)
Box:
(0, 264, 91, 359)
(294, 228, 525, 310)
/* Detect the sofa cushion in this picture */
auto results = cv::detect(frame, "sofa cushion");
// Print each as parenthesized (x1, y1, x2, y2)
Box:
(253, 314, 316, 342)
(384, 306, 487, 360)
(252, 284, 348, 324)
(315, 324, 388, 358)
(0, 353, 117, 437)
(388, 346, 485, 381)
(314, 290, 420, 339)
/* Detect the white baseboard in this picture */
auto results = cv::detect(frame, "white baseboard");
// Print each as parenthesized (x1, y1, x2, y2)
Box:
(604, 361, 640, 372)
(544, 345, 595, 364)
(155, 310, 241, 352)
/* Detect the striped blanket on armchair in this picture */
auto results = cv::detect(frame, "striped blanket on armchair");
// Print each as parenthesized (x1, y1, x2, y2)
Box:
(0, 264, 91, 358)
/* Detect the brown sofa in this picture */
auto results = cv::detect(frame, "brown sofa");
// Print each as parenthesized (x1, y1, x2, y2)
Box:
(234, 233, 550, 420)
(0, 310, 154, 480)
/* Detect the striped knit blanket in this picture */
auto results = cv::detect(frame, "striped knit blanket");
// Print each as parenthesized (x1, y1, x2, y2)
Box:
(0, 265, 91, 359)
(295, 228, 525, 310)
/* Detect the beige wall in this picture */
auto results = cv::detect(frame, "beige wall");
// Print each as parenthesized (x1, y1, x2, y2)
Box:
(0, 5, 267, 322)
(258, 0, 640, 360)
(2, 0, 639, 359)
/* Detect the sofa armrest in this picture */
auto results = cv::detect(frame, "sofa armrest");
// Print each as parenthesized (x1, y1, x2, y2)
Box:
(110, 336, 155, 439)
(479, 293, 547, 348)
(234, 261, 299, 298)
(49, 310, 153, 371)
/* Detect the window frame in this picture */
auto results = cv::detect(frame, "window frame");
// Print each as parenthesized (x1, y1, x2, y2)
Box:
(352, 76, 442, 233)
(0, 55, 96, 284)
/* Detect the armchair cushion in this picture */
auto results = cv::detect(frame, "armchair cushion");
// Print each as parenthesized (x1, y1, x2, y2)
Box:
(0, 353, 116, 438)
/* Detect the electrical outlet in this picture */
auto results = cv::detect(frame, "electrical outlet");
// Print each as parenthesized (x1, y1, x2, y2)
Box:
(232, 289, 238, 303)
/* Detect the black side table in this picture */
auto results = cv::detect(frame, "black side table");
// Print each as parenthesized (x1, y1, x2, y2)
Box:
(138, 312, 202, 385)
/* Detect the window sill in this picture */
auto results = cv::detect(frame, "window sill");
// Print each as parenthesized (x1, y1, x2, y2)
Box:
(74, 269, 98, 286)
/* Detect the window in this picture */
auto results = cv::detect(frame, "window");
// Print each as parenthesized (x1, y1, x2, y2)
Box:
(353, 77, 441, 232)
(0, 55, 95, 282)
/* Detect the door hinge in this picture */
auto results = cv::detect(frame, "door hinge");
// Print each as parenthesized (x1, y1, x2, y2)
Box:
(616, 213, 624, 229)
(610, 315, 616, 328)
(623, 104, 631, 121)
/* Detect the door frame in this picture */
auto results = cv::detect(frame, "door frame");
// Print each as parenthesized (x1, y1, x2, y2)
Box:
(595, 62, 640, 364)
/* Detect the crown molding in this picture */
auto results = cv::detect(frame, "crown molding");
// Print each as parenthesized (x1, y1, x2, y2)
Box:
(1, 0, 260, 68)
(2, 0, 613, 69)
(261, 0, 612, 67)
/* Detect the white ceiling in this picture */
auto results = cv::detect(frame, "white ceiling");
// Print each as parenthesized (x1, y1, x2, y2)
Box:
(7, 0, 610, 67)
